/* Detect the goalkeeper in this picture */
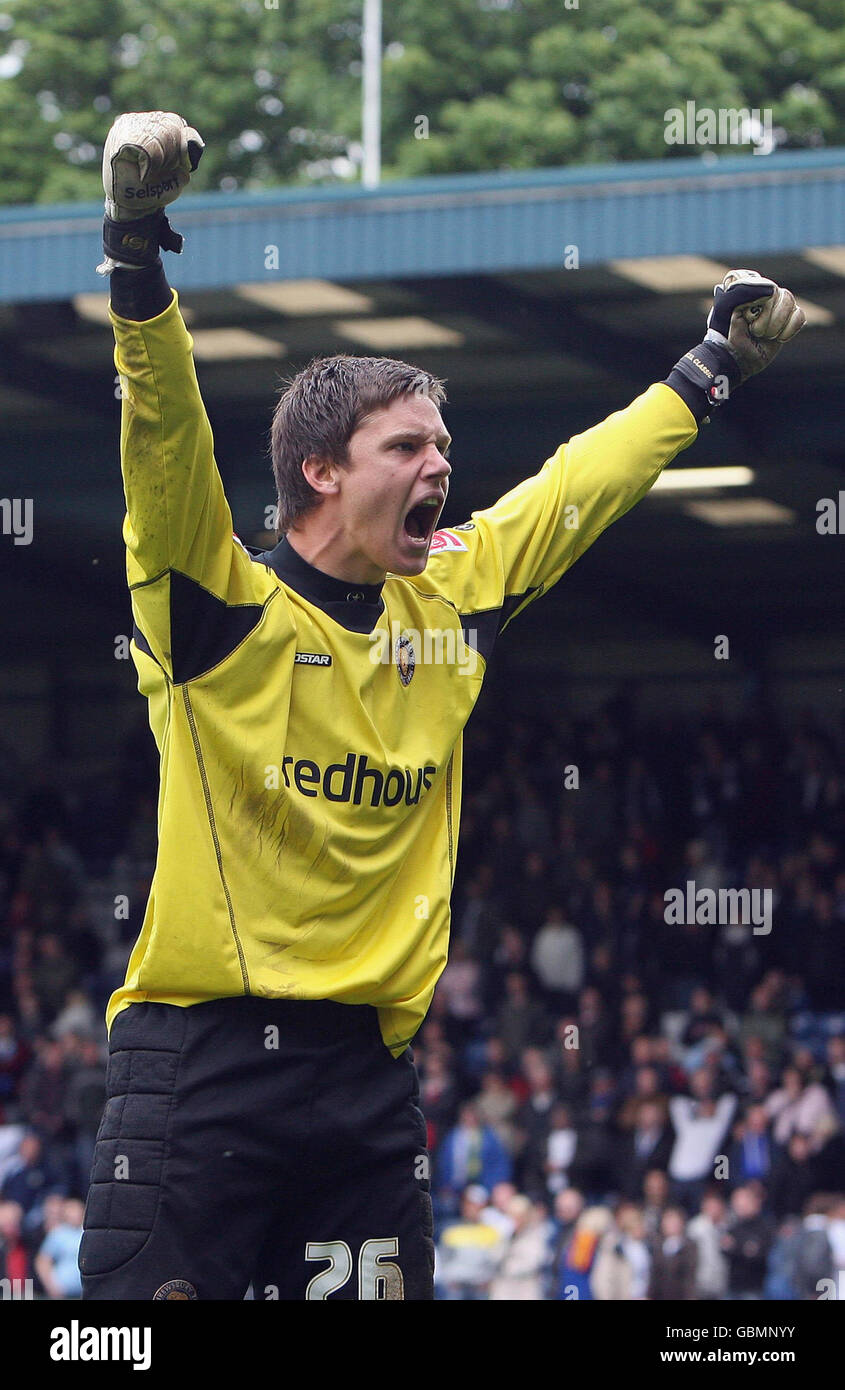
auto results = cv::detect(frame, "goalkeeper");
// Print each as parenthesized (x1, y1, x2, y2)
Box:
(80, 112, 805, 1301)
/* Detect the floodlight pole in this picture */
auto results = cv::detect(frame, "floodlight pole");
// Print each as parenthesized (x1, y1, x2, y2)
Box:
(362, 0, 382, 188)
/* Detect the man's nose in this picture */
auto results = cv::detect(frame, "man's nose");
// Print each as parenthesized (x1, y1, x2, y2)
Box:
(425, 446, 451, 480)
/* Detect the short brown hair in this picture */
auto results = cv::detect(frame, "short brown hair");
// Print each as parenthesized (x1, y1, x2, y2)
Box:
(269, 354, 447, 535)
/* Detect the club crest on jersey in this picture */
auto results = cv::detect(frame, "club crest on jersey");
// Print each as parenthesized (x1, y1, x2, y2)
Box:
(429, 528, 468, 553)
(395, 634, 416, 686)
(153, 1279, 198, 1300)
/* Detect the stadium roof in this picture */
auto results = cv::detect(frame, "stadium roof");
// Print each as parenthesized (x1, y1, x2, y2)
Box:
(2, 151, 844, 702)
(1, 148, 843, 303)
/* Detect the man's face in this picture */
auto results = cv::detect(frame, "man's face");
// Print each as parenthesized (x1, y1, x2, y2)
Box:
(331, 392, 451, 581)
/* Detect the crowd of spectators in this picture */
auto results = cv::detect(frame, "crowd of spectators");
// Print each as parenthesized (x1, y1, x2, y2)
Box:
(0, 693, 843, 1299)
(425, 695, 845, 1298)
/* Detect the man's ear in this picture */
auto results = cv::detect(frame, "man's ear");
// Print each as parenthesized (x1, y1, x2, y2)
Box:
(301, 453, 339, 497)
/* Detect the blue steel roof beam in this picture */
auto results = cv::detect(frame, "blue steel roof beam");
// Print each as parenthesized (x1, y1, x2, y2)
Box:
(0, 150, 842, 304)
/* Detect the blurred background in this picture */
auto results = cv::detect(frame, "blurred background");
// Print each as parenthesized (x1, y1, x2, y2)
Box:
(0, 0, 843, 1301)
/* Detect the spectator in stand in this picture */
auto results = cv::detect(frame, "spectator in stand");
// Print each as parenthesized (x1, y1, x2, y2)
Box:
(555, 1204, 612, 1301)
(569, 1070, 618, 1201)
(62, 1036, 106, 1194)
(0, 1132, 66, 1233)
(32, 935, 78, 1022)
(729, 1104, 774, 1186)
(576, 985, 614, 1071)
(487, 926, 529, 1007)
(16, 827, 83, 933)
(591, 1202, 650, 1301)
(52, 989, 98, 1042)
(435, 1185, 503, 1301)
(822, 1034, 844, 1128)
(453, 864, 503, 959)
(762, 1216, 801, 1300)
(723, 1184, 774, 1299)
(0, 1199, 30, 1292)
(514, 782, 552, 858)
(768, 1133, 825, 1220)
(668, 1070, 737, 1211)
(680, 986, 724, 1052)
(513, 1048, 557, 1195)
(480, 1181, 518, 1240)
(435, 939, 483, 1047)
(641, 1168, 672, 1238)
(704, 1025, 746, 1097)
(549, 1186, 585, 1298)
(616, 1099, 674, 1199)
(618, 992, 651, 1054)
(616, 1064, 670, 1132)
(0, 1124, 25, 1189)
(0, 1015, 29, 1122)
(738, 980, 787, 1071)
(650, 1034, 688, 1095)
(548, 1017, 589, 1113)
(827, 1195, 845, 1294)
(617, 1034, 657, 1099)
(687, 1191, 729, 1300)
(12, 986, 42, 1045)
(543, 1103, 578, 1199)
(529, 906, 584, 1013)
(512, 850, 550, 939)
(804, 890, 845, 1011)
(19, 1039, 69, 1148)
(766, 1063, 838, 1153)
(789, 1194, 835, 1300)
(489, 1194, 548, 1300)
(474, 1071, 519, 1156)
(647, 1206, 697, 1300)
(435, 1102, 512, 1216)
(572, 761, 618, 859)
(34, 1196, 84, 1299)
(496, 972, 549, 1065)
(476, 1034, 515, 1089)
(745, 1056, 775, 1107)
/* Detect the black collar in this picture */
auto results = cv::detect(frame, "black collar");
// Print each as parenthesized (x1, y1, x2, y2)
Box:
(247, 536, 385, 634)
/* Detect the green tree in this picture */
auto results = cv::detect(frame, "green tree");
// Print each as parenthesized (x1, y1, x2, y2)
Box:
(0, 0, 842, 205)
(385, 0, 845, 173)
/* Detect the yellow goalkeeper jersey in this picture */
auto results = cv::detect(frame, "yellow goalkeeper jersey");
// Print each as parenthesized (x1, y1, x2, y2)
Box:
(107, 290, 697, 1055)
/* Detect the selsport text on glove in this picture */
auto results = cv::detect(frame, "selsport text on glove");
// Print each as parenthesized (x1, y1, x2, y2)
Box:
(97, 111, 204, 275)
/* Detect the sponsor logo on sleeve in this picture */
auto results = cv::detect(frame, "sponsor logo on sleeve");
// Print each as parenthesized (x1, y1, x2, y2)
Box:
(429, 528, 468, 553)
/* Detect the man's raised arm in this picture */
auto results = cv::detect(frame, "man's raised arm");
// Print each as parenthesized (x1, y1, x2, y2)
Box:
(418, 273, 805, 656)
(98, 112, 264, 682)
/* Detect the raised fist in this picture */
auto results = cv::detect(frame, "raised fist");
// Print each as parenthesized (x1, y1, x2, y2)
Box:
(706, 269, 806, 381)
(103, 111, 204, 222)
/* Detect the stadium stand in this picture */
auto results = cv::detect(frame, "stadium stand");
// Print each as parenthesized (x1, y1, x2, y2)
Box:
(1, 691, 843, 1299)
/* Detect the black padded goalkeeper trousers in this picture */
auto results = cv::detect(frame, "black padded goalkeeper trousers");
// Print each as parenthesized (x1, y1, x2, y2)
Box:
(79, 996, 434, 1300)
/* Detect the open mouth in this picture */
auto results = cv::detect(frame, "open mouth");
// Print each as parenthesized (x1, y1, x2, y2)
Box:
(403, 499, 441, 546)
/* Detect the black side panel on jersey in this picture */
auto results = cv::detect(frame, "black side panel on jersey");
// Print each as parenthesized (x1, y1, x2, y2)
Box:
(169, 568, 267, 684)
(132, 622, 158, 664)
(460, 587, 541, 664)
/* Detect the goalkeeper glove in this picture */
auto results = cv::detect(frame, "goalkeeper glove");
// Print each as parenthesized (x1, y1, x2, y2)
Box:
(97, 111, 204, 275)
(669, 269, 805, 415)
